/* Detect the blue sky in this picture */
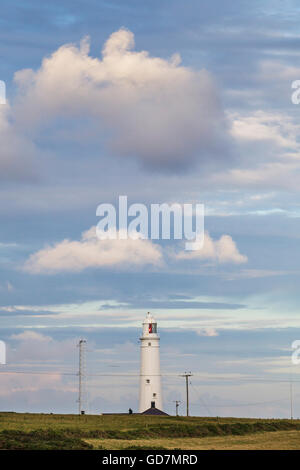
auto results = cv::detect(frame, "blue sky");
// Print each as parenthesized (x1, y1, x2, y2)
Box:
(1, 0, 300, 417)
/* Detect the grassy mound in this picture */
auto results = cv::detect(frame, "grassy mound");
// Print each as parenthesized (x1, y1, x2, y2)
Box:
(39, 419, 299, 440)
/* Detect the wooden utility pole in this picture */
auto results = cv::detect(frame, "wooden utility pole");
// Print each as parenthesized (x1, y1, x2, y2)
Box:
(173, 400, 181, 416)
(290, 377, 294, 420)
(180, 372, 193, 416)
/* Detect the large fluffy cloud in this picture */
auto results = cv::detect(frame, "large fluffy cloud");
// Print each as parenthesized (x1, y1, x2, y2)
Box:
(0, 105, 37, 181)
(23, 226, 163, 274)
(13, 28, 230, 170)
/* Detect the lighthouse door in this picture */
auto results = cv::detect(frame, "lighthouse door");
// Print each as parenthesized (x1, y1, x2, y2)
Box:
(151, 401, 155, 408)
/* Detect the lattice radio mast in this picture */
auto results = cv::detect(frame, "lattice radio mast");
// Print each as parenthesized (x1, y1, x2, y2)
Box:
(78, 339, 87, 415)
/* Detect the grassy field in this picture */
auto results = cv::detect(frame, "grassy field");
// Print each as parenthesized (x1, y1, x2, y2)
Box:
(0, 412, 300, 449)
(85, 431, 300, 450)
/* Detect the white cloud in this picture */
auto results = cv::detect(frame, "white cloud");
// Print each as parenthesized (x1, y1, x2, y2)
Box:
(10, 331, 52, 343)
(23, 226, 163, 274)
(212, 160, 300, 190)
(0, 281, 14, 292)
(174, 232, 247, 264)
(210, 110, 300, 190)
(196, 328, 219, 337)
(9, 331, 76, 362)
(0, 331, 77, 403)
(0, 105, 37, 181)
(230, 110, 300, 151)
(23, 226, 247, 274)
(258, 59, 300, 84)
(13, 28, 229, 170)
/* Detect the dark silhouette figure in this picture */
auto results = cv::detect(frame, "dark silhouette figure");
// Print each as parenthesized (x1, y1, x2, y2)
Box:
(128, 408, 133, 415)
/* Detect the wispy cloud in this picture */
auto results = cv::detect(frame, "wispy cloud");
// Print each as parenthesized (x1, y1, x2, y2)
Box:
(174, 232, 247, 264)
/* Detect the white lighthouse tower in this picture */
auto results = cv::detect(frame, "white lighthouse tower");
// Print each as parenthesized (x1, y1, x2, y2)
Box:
(139, 312, 163, 413)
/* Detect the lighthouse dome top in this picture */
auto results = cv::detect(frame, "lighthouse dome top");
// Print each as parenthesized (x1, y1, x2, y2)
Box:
(143, 311, 156, 324)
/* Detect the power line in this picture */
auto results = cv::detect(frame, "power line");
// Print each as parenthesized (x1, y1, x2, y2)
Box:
(0, 368, 299, 411)
(189, 393, 300, 408)
(1, 370, 300, 383)
(0, 370, 76, 376)
(189, 380, 212, 416)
